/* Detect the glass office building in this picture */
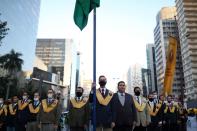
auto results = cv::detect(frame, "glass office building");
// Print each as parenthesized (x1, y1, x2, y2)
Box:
(0, 0, 41, 70)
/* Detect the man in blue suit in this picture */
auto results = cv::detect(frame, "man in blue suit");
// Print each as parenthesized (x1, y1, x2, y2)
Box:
(90, 75, 113, 131)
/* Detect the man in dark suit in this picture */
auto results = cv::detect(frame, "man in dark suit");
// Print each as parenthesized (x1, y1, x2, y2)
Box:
(90, 75, 113, 131)
(111, 81, 137, 131)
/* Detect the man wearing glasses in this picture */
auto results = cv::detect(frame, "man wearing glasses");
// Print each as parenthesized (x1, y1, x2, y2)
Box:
(111, 81, 137, 131)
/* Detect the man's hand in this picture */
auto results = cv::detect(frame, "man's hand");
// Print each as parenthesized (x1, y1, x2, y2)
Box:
(91, 82, 96, 90)
(111, 122, 115, 128)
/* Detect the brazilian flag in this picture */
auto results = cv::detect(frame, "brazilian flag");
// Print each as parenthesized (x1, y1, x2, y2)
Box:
(74, 0, 100, 30)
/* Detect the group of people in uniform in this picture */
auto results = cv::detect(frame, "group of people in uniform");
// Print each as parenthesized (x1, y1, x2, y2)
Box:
(0, 75, 197, 131)
(69, 75, 197, 131)
(0, 88, 61, 131)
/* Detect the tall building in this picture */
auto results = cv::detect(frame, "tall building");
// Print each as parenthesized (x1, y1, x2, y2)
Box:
(127, 64, 143, 95)
(141, 68, 151, 97)
(0, 0, 41, 70)
(176, 0, 197, 101)
(146, 44, 158, 92)
(35, 39, 79, 95)
(154, 7, 185, 97)
(36, 39, 66, 82)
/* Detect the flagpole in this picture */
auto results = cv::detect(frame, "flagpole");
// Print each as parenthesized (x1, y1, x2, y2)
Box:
(93, 7, 97, 131)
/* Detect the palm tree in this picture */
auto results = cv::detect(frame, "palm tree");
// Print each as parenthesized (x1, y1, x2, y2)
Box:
(0, 49, 23, 99)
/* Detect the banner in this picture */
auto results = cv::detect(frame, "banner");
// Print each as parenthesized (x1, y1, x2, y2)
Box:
(163, 36, 177, 96)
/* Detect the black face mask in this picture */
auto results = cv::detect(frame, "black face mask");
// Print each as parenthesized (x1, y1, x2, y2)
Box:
(76, 92, 82, 97)
(149, 98, 154, 102)
(135, 91, 140, 96)
(99, 80, 106, 86)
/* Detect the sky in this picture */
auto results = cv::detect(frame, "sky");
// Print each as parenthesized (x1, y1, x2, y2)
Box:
(37, 0, 175, 85)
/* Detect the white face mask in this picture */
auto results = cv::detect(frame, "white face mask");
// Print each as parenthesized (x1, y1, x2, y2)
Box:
(0, 100, 3, 104)
(22, 95, 27, 100)
(34, 98, 39, 101)
(48, 94, 53, 98)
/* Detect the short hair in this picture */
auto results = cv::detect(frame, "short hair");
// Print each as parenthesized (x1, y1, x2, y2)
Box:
(99, 75, 106, 80)
(134, 86, 141, 92)
(47, 88, 54, 94)
(76, 87, 84, 92)
(167, 95, 173, 98)
(118, 81, 125, 86)
(23, 91, 28, 95)
(152, 91, 157, 94)
(33, 90, 40, 95)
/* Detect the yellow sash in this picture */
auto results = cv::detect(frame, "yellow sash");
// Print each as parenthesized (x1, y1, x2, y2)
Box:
(70, 97, 88, 109)
(18, 100, 30, 110)
(148, 102, 162, 116)
(9, 104, 17, 115)
(29, 103, 40, 114)
(96, 89, 113, 106)
(42, 99, 58, 113)
(164, 103, 176, 113)
(194, 108, 197, 114)
(133, 97, 146, 112)
(0, 105, 7, 116)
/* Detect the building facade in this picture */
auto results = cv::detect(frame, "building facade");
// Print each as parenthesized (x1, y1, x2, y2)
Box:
(0, 0, 41, 70)
(176, 0, 197, 101)
(141, 68, 151, 97)
(35, 38, 79, 96)
(146, 44, 158, 92)
(154, 7, 185, 97)
(127, 64, 143, 95)
(36, 39, 66, 82)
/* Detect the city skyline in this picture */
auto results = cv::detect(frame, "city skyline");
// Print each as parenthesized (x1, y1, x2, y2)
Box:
(37, 0, 175, 81)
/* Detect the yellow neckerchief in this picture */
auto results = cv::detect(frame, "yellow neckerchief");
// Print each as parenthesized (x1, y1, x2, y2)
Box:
(194, 108, 197, 114)
(0, 105, 7, 116)
(42, 99, 58, 113)
(29, 102, 41, 114)
(18, 100, 30, 110)
(164, 102, 176, 113)
(148, 101, 162, 116)
(70, 97, 88, 109)
(133, 96, 146, 112)
(9, 103, 17, 115)
(96, 89, 113, 106)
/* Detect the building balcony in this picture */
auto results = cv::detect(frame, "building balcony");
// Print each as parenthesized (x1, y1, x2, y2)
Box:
(186, 17, 197, 22)
(186, 21, 197, 26)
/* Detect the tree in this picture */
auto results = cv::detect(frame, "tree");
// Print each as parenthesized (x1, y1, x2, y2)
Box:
(0, 13, 9, 46)
(0, 49, 23, 99)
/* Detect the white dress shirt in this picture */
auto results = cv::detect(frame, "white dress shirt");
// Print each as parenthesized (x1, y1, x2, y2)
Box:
(135, 95, 142, 105)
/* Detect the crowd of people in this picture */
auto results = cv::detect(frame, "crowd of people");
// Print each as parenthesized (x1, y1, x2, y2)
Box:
(0, 75, 197, 131)
(69, 75, 197, 131)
